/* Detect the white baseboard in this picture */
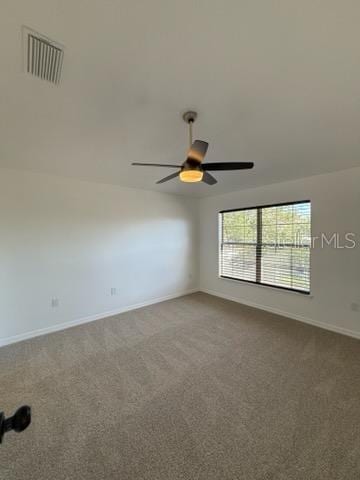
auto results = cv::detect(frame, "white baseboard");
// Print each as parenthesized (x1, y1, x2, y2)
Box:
(200, 288, 360, 340)
(0, 289, 199, 348)
(3, 288, 358, 348)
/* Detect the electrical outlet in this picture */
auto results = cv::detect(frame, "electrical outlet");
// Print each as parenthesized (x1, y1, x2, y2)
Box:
(110, 287, 117, 296)
(351, 302, 359, 312)
(51, 297, 59, 308)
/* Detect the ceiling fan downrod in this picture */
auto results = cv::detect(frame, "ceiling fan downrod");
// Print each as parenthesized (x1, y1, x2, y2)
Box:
(182, 111, 198, 148)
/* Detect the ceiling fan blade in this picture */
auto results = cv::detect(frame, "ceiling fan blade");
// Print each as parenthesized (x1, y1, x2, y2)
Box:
(132, 163, 181, 168)
(156, 171, 180, 184)
(202, 171, 217, 185)
(202, 162, 254, 171)
(187, 140, 209, 163)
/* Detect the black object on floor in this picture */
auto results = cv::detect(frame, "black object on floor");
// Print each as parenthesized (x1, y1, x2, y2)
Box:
(0, 406, 31, 444)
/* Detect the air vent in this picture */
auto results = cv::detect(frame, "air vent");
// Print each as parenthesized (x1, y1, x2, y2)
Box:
(23, 27, 64, 84)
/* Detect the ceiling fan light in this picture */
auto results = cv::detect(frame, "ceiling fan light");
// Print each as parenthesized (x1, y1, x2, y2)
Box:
(179, 169, 203, 183)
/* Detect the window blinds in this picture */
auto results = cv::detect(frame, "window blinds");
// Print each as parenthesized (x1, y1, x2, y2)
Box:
(219, 201, 311, 294)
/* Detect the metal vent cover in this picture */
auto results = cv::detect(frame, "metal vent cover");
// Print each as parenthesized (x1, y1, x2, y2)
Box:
(23, 27, 64, 84)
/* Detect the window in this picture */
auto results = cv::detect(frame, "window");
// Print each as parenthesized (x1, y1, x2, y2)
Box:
(219, 201, 311, 294)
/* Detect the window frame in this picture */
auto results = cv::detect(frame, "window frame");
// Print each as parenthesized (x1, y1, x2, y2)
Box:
(219, 200, 311, 295)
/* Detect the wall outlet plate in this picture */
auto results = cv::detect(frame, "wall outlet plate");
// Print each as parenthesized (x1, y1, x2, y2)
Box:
(350, 302, 359, 312)
(51, 298, 59, 308)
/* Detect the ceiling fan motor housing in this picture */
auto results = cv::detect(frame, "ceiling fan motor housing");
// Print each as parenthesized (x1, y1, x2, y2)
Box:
(182, 158, 203, 172)
(180, 157, 204, 183)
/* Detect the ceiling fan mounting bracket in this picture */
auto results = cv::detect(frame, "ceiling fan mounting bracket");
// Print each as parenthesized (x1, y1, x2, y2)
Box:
(182, 111, 197, 124)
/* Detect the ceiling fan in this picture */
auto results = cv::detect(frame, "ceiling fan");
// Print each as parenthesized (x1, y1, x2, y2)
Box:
(132, 111, 254, 185)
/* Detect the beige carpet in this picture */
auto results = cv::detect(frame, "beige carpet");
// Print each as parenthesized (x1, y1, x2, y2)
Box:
(1, 293, 360, 479)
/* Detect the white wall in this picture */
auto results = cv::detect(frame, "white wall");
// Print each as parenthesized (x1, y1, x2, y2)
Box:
(0, 168, 198, 344)
(2, 166, 359, 346)
(199, 167, 360, 338)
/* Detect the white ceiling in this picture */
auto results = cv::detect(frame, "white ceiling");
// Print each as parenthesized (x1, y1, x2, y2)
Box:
(1, 1, 360, 197)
